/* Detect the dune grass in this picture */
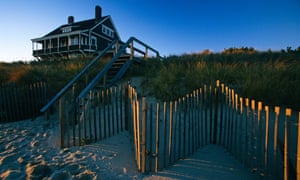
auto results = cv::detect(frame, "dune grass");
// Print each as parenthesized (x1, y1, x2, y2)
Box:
(1, 49, 300, 110)
(128, 50, 300, 110)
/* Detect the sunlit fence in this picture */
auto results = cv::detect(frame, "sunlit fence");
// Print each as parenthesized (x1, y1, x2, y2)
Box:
(0, 81, 48, 123)
(56, 80, 299, 179)
(128, 81, 300, 179)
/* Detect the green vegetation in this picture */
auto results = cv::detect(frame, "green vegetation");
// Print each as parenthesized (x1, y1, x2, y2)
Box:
(1, 47, 300, 110)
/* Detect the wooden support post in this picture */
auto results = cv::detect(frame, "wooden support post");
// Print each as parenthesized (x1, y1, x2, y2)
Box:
(213, 80, 220, 144)
(149, 104, 153, 171)
(125, 83, 129, 131)
(173, 101, 178, 162)
(103, 91, 107, 138)
(141, 97, 147, 173)
(251, 99, 257, 173)
(238, 97, 243, 163)
(264, 105, 270, 177)
(130, 42, 134, 60)
(136, 100, 141, 171)
(59, 97, 64, 148)
(111, 88, 115, 136)
(132, 98, 137, 163)
(155, 103, 160, 173)
(88, 91, 92, 142)
(245, 98, 250, 166)
(163, 101, 167, 167)
(273, 106, 280, 178)
(107, 89, 111, 137)
(297, 112, 300, 179)
(284, 108, 292, 180)
(168, 101, 173, 164)
(257, 101, 263, 174)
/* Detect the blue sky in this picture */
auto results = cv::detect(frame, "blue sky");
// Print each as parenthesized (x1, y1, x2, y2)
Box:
(0, 0, 299, 62)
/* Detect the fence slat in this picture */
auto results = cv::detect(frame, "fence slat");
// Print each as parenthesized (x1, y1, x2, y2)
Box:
(141, 97, 147, 173)
(297, 112, 300, 179)
(284, 108, 292, 180)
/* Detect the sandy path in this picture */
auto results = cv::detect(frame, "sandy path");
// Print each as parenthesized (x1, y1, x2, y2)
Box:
(0, 115, 142, 180)
(144, 145, 257, 180)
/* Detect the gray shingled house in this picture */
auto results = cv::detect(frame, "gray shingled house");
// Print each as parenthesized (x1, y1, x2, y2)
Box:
(31, 5, 121, 60)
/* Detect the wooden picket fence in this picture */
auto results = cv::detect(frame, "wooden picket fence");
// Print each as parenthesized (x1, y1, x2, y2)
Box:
(0, 81, 48, 123)
(59, 83, 128, 147)
(128, 81, 300, 180)
(57, 80, 299, 179)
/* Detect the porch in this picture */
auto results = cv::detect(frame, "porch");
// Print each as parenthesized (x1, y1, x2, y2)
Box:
(32, 33, 97, 59)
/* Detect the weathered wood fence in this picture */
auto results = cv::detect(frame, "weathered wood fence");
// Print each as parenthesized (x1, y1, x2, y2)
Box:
(128, 81, 300, 180)
(0, 81, 48, 123)
(57, 81, 299, 179)
(59, 83, 128, 147)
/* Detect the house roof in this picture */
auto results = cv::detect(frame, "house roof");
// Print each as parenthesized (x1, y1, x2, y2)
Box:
(43, 16, 109, 37)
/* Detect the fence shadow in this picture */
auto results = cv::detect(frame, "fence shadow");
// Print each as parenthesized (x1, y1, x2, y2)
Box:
(152, 145, 257, 180)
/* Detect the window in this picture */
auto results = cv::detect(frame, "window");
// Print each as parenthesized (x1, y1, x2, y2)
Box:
(60, 39, 67, 47)
(70, 36, 78, 45)
(91, 36, 97, 46)
(81, 36, 88, 45)
(102, 25, 114, 38)
(62, 26, 72, 33)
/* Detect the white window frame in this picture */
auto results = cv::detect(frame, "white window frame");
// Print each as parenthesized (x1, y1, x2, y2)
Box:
(102, 25, 114, 38)
(62, 26, 72, 33)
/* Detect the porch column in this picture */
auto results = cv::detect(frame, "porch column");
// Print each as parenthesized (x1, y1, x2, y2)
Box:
(79, 33, 81, 50)
(57, 37, 59, 52)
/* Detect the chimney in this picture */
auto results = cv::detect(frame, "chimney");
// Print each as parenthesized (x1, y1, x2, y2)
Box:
(68, 16, 74, 24)
(95, 5, 102, 21)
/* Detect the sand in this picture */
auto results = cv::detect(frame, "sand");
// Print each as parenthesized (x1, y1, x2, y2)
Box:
(0, 113, 257, 180)
(0, 114, 143, 180)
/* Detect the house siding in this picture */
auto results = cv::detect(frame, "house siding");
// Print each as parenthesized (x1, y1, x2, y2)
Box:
(32, 6, 120, 60)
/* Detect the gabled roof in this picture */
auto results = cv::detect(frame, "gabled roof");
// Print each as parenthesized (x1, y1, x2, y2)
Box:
(43, 16, 109, 37)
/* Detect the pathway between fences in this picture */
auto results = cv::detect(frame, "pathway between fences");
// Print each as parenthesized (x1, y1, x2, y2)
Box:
(58, 81, 300, 179)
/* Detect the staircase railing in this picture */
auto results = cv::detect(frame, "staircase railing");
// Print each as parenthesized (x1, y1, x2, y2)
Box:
(40, 39, 120, 113)
(41, 36, 161, 148)
(71, 37, 161, 147)
(78, 36, 161, 99)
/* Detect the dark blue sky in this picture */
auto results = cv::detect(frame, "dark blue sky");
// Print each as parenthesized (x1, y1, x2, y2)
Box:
(1, 0, 299, 61)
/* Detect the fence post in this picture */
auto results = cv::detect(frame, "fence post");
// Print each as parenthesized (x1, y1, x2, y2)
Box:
(284, 108, 292, 180)
(273, 106, 280, 178)
(169, 101, 173, 164)
(245, 98, 250, 167)
(213, 80, 220, 144)
(125, 83, 129, 131)
(155, 102, 160, 173)
(163, 101, 168, 167)
(297, 112, 300, 179)
(136, 99, 141, 171)
(264, 105, 270, 178)
(219, 84, 225, 145)
(251, 99, 257, 173)
(59, 97, 64, 148)
(257, 101, 263, 174)
(141, 97, 147, 173)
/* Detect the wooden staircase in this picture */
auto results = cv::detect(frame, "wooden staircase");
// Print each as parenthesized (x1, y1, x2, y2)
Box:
(40, 37, 161, 147)
(102, 55, 131, 88)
